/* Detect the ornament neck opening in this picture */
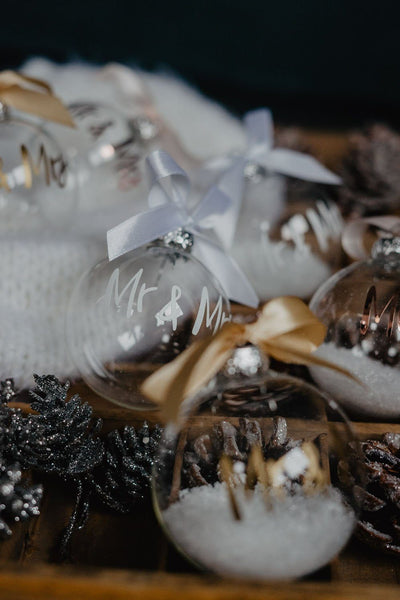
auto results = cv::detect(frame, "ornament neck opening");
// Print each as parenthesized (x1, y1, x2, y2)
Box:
(371, 235, 400, 263)
(0, 101, 9, 122)
(130, 115, 159, 143)
(160, 228, 194, 253)
(222, 345, 270, 379)
(243, 161, 269, 183)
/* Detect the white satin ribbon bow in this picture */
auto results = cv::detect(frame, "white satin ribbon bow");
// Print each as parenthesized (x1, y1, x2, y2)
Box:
(107, 150, 259, 308)
(201, 108, 342, 248)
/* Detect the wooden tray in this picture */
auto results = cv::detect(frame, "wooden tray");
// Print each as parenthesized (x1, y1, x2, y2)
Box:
(1, 383, 400, 599)
(1, 131, 399, 598)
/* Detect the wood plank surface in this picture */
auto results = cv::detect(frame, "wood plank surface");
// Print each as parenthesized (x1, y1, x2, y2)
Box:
(0, 566, 400, 600)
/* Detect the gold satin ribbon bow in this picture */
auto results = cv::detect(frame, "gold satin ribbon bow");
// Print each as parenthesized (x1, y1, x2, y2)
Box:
(0, 71, 75, 127)
(141, 296, 357, 423)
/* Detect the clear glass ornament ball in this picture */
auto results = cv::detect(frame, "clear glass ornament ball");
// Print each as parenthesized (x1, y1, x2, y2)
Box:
(309, 238, 400, 418)
(152, 347, 363, 580)
(231, 174, 343, 301)
(66, 243, 231, 410)
(0, 113, 78, 226)
(51, 102, 158, 213)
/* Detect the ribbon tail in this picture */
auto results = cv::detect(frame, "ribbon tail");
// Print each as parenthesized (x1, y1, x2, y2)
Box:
(265, 148, 342, 185)
(107, 204, 183, 261)
(244, 109, 274, 150)
(192, 237, 259, 308)
(247, 296, 327, 348)
(192, 185, 235, 250)
(0, 86, 75, 128)
(261, 341, 363, 385)
(141, 322, 245, 423)
(215, 159, 246, 249)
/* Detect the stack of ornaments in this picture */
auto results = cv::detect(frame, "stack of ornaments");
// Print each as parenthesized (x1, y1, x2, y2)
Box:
(0, 58, 345, 393)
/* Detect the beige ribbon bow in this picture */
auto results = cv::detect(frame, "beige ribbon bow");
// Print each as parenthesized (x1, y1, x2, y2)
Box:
(0, 71, 75, 127)
(141, 296, 356, 423)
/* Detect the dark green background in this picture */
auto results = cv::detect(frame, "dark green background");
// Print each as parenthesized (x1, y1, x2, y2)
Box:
(1, 0, 399, 126)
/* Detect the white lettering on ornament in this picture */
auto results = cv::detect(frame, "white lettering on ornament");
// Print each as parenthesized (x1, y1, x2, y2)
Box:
(192, 287, 231, 335)
(155, 285, 184, 331)
(101, 267, 231, 335)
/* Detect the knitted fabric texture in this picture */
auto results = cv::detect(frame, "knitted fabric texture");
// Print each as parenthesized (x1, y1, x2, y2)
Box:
(0, 234, 103, 387)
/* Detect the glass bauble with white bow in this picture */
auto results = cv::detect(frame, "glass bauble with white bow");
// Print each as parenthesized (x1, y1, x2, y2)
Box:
(152, 345, 363, 580)
(195, 109, 344, 301)
(0, 103, 78, 230)
(309, 218, 400, 418)
(46, 101, 161, 223)
(66, 150, 258, 410)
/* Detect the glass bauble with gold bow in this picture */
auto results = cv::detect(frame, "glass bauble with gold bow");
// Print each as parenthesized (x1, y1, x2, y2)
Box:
(0, 71, 78, 229)
(150, 342, 363, 580)
(0, 107, 78, 229)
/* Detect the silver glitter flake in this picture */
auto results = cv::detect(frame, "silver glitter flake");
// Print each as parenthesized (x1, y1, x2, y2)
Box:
(163, 228, 194, 252)
(224, 346, 268, 378)
(243, 161, 267, 183)
(131, 116, 159, 141)
(0, 378, 16, 403)
(372, 236, 400, 260)
(0, 102, 9, 122)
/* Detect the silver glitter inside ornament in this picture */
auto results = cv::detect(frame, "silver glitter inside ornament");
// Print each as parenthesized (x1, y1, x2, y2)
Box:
(162, 228, 194, 252)
(371, 236, 400, 260)
(243, 161, 268, 183)
(223, 345, 269, 378)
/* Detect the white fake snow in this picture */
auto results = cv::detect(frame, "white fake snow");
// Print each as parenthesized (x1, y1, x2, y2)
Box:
(310, 343, 400, 418)
(162, 483, 354, 580)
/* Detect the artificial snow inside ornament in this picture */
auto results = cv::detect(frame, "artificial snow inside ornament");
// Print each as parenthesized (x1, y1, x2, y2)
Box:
(67, 150, 258, 410)
(144, 300, 363, 580)
(310, 217, 400, 418)
(196, 109, 343, 300)
(0, 71, 77, 227)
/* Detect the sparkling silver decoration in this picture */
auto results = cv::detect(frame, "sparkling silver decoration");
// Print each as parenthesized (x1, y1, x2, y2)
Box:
(223, 345, 269, 378)
(163, 228, 194, 252)
(243, 161, 267, 184)
(0, 379, 16, 403)
(372, 236, 400, 260)
(131, 116, 159, 142)
(0, 101, 9, 122)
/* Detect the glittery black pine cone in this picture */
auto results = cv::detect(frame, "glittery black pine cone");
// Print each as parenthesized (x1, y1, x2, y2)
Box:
(18, 375, 104, 477)
(91, 422, 162, 513)
(339, 124, 400, 215)
(0, 458, 42, 539)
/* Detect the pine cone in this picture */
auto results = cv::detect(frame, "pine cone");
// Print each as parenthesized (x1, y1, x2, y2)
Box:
(182, 417, 302, 488)
(20, 375, 104, 476)
(91, 422, 162, 513)
(342, 434, 400, 555)
(340, 124, 400, 215)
